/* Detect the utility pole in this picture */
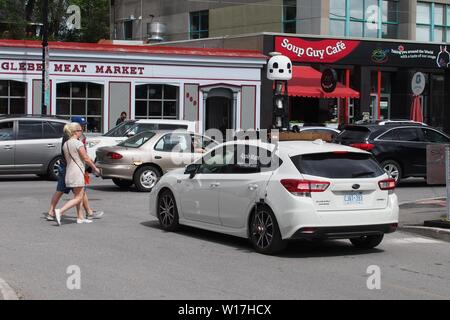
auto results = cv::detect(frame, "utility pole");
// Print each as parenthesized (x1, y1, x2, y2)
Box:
(41, 0, 49, 115)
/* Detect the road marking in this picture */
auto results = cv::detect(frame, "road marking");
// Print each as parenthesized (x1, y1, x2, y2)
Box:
(0, 278, 19, 300)
(389, 237, 443, 245)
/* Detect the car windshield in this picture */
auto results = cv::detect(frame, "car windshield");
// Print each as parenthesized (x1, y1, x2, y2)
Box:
(103, 121, 136, 137)
(118, 131, 156, 148)
(291, 152, 385, 179)
(336, 127, 371, 142)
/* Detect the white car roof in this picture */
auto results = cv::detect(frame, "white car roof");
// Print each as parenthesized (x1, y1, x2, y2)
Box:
(135, 119, 194, 125)
(216, 139, 368, 157)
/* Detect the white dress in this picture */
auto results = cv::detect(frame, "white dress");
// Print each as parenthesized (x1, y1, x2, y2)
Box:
(63, 139, 85, 188)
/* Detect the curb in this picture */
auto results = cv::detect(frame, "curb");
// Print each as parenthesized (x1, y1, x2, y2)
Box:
(399, 226, 450, 243)
(0, 278, 19, 300)
(399, 197, 446, 206)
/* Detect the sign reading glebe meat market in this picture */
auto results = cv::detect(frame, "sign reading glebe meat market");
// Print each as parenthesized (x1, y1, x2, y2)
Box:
(0, 60, 146, 76)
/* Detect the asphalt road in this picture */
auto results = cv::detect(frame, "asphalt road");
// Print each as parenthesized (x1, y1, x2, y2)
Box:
(0, 175, 449, 300)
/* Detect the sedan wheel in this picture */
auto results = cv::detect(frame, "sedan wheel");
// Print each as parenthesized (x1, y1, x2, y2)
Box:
(250, 206, 286, 255)
(134, 166, 161, 192)
(157, 190, 179, 231)
(381, 160, 402, 183)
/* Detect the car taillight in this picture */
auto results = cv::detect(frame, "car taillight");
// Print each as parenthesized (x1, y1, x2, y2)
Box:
(107, 152, 123, 160)
(350, 143, 375, 151)
(281, 179, 330, 196)
(378, 178, 396, 190)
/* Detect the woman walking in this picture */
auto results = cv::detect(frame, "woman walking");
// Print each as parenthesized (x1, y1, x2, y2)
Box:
(54, 123, 100, 226)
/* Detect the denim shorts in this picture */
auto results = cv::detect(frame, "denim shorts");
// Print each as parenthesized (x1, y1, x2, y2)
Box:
(56, 163, 71, 195)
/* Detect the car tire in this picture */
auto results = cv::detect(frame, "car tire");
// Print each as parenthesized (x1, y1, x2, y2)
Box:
(157, 189, 179, 232)
(249, 205, 287, 255)
(133, 165, 161, 192)
(350, 234, 384, 249)
(47, 156, 64, 181)
(112, 178, 133, 188)
(381, 160, 402, 183)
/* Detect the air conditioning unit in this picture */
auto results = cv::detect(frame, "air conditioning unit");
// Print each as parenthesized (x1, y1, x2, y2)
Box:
(148, 22, 166, 42)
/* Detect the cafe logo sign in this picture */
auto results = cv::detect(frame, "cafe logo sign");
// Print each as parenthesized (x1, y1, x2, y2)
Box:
(321, 68, 338, 93)
(411, 72, 426, 96)
(371, 48, 389, 63)
(275, 37, 360, 63)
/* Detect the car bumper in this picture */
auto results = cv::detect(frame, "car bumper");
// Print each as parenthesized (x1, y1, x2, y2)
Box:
(290, 223, 398, 240)
(97, 163, 135, 180)
(268, 193, 399, 240)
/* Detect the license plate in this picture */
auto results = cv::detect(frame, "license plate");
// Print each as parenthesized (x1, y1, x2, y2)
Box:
(344, 192, 363, 205)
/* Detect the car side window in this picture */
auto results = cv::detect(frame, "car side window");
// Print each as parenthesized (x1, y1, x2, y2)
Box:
(0, 121, 14, 141)
(17, 121, 43, 140)
(191, 135, 217, 154)
(197, 146, 234, 174)
(43, 122, 64, 139)
(422, 129, 450, 143)
(396, 128, 421, 142)
(154, 133, 189, 152)
(378, 129, 400, 141)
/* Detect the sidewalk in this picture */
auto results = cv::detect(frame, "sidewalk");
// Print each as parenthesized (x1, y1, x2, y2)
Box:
(399, 198, 450, 242)
(0, 278, 19, 300)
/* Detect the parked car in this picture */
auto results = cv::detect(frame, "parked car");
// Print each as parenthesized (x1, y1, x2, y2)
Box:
(96, 131, 218, 192)
(0, 115, 69, 180)
(149, 139, 399, 255)
(334, 121, 450, 183)
(86, 119, 196, 160)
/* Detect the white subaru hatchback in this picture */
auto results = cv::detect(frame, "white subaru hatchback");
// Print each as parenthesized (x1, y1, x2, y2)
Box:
(149, 139, 399, 254)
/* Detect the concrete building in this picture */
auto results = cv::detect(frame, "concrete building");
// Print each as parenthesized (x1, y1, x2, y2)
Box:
(111, 0, 450, 43)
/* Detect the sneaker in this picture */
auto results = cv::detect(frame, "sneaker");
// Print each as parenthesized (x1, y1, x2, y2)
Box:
(87, 211, 104, 220)
(46, 215, 54, 221)
(54, 209, 61, 226)
(77, 219, 93, 224)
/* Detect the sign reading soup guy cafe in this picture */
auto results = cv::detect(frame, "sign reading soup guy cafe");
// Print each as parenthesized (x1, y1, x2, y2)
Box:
(274, 36, 450, 69)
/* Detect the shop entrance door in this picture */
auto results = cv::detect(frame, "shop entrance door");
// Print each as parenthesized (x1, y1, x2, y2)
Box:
(380, 94, 390, 120)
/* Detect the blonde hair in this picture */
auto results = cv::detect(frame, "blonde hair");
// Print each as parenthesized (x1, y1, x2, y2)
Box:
(63, 122, 82, 138)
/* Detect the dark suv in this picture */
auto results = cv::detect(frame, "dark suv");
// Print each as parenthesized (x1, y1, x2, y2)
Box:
(334, 121, 450, 183)
(0, 115, 69, 180)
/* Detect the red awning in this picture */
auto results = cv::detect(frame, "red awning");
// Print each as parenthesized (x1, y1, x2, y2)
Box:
(288, 66, 360, 99)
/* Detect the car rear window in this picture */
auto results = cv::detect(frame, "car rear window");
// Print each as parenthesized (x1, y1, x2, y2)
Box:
(336, 127, 371, 142)
(291, 152, 385, 179)
(118, 131, 156, 148)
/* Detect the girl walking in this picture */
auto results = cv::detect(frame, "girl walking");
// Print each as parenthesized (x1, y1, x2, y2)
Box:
(54, 123, 100, 226)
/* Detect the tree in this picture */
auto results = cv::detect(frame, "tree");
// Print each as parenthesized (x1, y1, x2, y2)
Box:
(0, 0, 109, 42)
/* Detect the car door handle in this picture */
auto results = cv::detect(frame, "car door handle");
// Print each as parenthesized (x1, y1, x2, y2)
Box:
(155, 156, 162, 160)
(4, 146, 13, 150)
(47, 144, 56, 148)
(248, 184, 259, 191)
(210, 183, 221, 188)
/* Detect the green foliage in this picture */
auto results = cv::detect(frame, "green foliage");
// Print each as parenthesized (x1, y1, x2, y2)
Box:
(0, 0, 109, 42)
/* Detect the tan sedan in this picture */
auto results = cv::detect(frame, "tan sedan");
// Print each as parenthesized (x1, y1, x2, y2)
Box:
(96, 131, 218, 192)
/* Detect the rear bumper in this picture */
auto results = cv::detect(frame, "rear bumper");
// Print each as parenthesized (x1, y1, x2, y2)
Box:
(290, 223, 397, 240)
(97, 163, 135, 180)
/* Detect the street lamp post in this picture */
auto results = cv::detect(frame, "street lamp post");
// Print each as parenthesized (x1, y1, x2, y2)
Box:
(41, 0, 49, 115)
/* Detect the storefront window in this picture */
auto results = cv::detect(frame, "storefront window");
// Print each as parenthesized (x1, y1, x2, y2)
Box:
(329, 0, 399, 39)
(416, 2, 450, 42)
(135, 84, 178, 120)
(283, 0, 297, 33)
(56, 82, 103, 133)
(0, 80, 26, 115)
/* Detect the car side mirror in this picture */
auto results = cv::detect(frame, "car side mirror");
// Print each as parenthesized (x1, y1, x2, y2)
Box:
(185, 164, 199, 179)
(126, 132, 135, 138)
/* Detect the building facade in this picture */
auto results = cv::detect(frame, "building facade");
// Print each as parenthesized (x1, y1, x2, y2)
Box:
(0, 40, 266, 133)
(111, 0, 450, 43)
